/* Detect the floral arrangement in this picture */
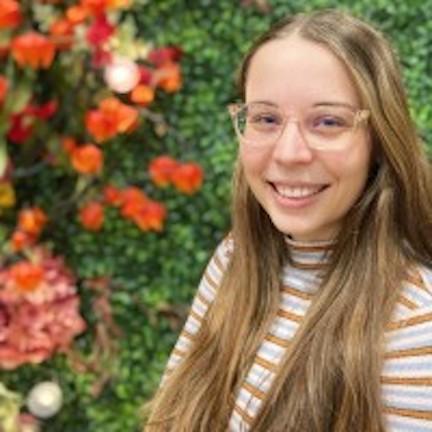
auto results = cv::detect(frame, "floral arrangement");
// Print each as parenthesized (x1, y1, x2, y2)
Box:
(0, 248, 86, 370)
(0, 0, 203, 372)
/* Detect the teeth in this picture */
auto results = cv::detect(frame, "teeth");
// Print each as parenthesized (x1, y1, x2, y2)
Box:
(275, 185, 323, 198)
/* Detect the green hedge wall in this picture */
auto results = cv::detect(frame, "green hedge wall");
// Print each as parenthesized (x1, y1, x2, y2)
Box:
(2, 0, 431, 431)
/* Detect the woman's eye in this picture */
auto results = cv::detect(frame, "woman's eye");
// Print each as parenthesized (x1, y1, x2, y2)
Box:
(250, 113, 280, 125)
(313, 115, 347, 128)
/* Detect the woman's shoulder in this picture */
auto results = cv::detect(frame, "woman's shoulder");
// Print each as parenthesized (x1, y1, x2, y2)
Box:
(409, 263, 432, 305)
(392, 263, 432, 323)
(193, 233, 234, 304)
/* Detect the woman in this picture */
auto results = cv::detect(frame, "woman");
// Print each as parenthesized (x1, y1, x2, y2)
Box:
(145, 9, 432, 431)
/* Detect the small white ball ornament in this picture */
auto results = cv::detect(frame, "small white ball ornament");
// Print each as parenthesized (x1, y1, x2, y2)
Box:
(26, 381, 63, 419)
(104, 56, 140, 93)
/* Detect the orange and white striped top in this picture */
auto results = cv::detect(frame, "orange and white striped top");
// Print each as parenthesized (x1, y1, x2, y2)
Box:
(163, 237, 432, 431)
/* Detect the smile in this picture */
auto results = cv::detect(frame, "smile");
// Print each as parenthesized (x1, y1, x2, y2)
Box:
(271, 183, 329, 199)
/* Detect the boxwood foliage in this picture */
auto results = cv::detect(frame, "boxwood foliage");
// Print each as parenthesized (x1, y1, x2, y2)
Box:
(1, 0, 431, 431)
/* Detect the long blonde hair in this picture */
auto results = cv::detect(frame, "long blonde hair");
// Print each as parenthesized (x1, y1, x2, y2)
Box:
(144, 10, 432, 431)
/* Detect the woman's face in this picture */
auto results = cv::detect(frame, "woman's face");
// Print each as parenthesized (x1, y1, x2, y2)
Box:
(240, 35, 372, 242)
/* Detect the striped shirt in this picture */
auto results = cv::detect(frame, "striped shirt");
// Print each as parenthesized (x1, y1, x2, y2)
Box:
(163, 237, 432, 431)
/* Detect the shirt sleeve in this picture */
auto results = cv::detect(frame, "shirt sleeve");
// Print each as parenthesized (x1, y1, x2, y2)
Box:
(161, 235, 233, 384)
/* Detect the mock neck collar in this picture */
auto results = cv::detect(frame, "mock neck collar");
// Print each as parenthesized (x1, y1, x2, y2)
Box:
(284, 236, 334, 269)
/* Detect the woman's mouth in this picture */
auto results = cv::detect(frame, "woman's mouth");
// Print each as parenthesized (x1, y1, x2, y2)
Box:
(269, 182, 330, 208)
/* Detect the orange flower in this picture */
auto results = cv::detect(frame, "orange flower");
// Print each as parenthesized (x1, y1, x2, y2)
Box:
(10, 230, 35, 252)
(81, 0, 106, 14)
(149, 155, 178, 187)
(49, 18, 74, 50)
(85, 97, 138, 142)
(132, 200, 166, 232)
(79, 201, 104, 231)
(120, 186, 148, 219)
(0, 75, 8, 105)
(85, 109, 117, 142)
(130, 84, 154, 106)
(106, 0, 131, 8)
(157, 63, 182, 93)
(18, 207, 48, 236)
(9, 261, 44, 292)
(81, 0, 130, 14)
(70, 144, 103, 175)
(172, 163, 204, 194)
(103, 185, 123, 206)
(11, 32, 56, 69)
(0, 0, 22, 29)
(66, 5, 88, 25)
(100, 97, 138, 133)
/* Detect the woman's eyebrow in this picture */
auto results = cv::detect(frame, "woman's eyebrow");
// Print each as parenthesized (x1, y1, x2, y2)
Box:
(247, 100, 359, 110)
(247, 100, 279, 107)
(312, 101, 357, 109)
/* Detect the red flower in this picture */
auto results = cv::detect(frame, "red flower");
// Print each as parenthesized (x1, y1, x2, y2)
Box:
(172, 163, 204, 194)
(11, 32, 56, 69)
(149, 155, 178, 187)
(148, 46, 183, 66)
(0, 0, 22, 29)
(138, 66, 153, 85)
(86, 13, 115, 47)
(24, 100, 58, 120)
(8, 101, 58, 143)
(9, 261, 44, 292)
(70, 144, 103, 175)
(37, 100, 58, 119)
(103, 185, 123, 206)
(79, 202, 104, 231)
(0, 75, 8, 105)
(7, 113, 34, 144)
(18, 207, 48, 237)
(85, 97, 138, 142)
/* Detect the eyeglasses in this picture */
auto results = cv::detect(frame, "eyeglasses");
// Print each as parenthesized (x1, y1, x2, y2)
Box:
(227, 102, 370, 151)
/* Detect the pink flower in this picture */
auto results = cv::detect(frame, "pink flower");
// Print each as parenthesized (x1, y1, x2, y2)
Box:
(0, 248, 86, 369)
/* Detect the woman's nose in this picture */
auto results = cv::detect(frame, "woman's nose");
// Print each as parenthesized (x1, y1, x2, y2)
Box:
(271, 119, 314, 164)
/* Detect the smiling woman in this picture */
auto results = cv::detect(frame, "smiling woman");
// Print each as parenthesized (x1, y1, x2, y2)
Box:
(144, 9, 432, 432)
(237, 34, 372, 241)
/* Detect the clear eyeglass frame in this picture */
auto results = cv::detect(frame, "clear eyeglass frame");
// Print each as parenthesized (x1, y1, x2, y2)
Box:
(227, 102, 370, 151)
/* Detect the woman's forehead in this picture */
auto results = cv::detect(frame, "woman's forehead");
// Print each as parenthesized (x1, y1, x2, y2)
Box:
(245, 35, 361, 108)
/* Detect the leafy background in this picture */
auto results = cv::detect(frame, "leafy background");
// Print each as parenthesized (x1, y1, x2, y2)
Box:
(1, 0, 431, 430)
